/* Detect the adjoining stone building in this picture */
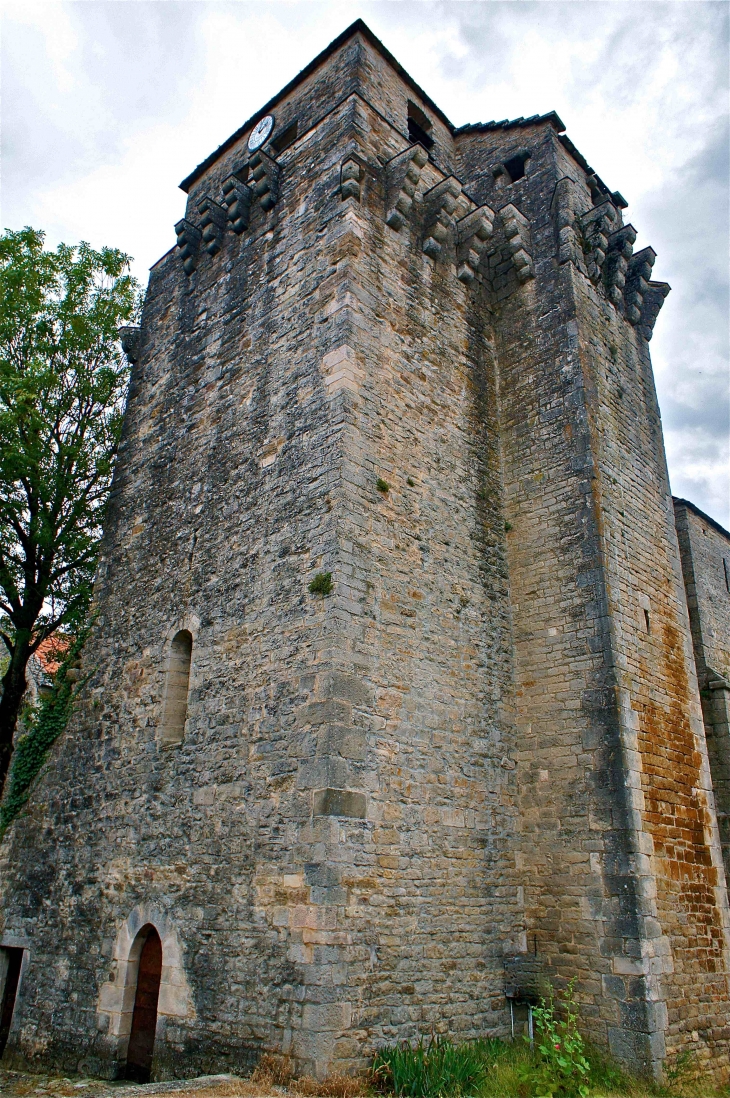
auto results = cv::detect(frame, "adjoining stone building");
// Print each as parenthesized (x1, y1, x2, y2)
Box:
(1, 19, 729, 1085)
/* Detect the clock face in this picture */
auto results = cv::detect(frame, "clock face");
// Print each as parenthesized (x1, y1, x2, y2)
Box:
(248, 115, 275, 152)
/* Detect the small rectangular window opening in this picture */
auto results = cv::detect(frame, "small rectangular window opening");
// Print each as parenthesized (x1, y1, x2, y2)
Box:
(272, 121, 298, 154)
(644, 609, 651, 634)
(724, 558, 730, 593)
(0, 947, 24, 1057)
(407, 101, 434, 150)
(504, 153, 528, 183)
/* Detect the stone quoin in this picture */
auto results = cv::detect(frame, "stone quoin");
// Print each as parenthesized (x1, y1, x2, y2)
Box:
(1, 19, 729, 1085)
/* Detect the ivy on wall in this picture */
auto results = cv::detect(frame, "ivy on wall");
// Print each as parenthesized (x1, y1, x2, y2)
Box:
(0, 629, 89, 837)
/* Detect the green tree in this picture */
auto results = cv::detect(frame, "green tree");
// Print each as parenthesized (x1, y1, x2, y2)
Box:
(0, 227, 139, 796)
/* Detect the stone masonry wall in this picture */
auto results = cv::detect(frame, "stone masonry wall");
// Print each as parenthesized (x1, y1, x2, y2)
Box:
(674, 500, 730, 914)
(0, 35, 522, 1082)
(0, 21, 729, 1087)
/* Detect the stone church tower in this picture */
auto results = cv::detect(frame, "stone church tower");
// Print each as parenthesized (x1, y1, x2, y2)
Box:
(1, 20, 729, 1085)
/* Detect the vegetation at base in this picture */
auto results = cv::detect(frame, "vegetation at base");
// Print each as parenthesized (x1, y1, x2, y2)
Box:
(376, 478, 390, 493)
(0, 627, 89, 837)
(309, 572, 333, 596)
(371, 983, 725, 1098)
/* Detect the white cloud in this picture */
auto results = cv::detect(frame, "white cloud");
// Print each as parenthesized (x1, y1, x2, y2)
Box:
(2, 0, 728, 524)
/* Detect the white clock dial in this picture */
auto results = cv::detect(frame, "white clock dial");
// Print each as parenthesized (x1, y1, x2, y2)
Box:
(248, 115, 275, 152)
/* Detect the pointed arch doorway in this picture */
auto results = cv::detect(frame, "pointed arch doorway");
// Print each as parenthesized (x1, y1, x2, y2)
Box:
(125, 925, 162, 1082)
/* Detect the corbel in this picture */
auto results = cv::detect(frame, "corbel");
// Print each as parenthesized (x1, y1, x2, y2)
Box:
(340, 158, 363, 201)
(499, 204, 534, 282)
(175, 219, 202, 276)
(551, 177, 583, 270)
(624, 247, 656, 325)
(385, 144, 429, 231)
(456, 205, 495, 283)
(579, 200, 619, 283)
(197, 197, 227, 256)
(221, 175, 253, 233)
(422, 177, 466, 260)
(249, 149, 281, 211)
(118, 325, 142, 364)
(603, 224, 637, 305)
(636, 281, 670, 342)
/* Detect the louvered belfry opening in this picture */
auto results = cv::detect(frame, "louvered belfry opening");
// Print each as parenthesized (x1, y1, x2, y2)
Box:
(125, 926, 162, 1083)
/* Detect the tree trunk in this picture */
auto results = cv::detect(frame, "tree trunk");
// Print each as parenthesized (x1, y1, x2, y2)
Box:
(0, 642, 31, 799)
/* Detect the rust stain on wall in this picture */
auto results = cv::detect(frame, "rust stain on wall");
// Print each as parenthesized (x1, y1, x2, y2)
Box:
(637, 620, 723, 971)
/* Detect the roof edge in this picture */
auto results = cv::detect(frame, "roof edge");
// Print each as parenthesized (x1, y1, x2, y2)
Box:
(179, 18, 454, 193)
(673, 496, 730, 542)
(454, 111, 565, 136)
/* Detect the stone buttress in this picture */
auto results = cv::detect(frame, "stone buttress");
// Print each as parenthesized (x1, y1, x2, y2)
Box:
(0, 18, 728, 1085)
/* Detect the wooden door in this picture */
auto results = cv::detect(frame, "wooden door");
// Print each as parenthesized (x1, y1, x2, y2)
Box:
(125, 928, 162, 1082)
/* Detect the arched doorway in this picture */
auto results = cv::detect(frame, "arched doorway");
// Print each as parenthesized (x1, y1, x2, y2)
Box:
(125, 926, 162, 1082)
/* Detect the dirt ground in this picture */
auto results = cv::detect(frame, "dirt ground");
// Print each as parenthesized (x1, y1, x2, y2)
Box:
(0, 1071, 278, 1098)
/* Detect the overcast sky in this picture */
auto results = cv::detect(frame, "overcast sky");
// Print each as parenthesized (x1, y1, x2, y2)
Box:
(2, 0, 728, 526)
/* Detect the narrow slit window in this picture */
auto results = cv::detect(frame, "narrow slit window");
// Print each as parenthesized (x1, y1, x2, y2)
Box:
(644, 609, 651, 634)
(160, 630, 192, 745)
(272, 121, 298, 154)
(407, 101, 434, 150)
(724, 558, 730, 593)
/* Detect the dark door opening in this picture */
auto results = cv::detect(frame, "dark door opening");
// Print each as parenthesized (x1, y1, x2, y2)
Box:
(125, 927, 162, 1082)
(0, 947, 24, 1057)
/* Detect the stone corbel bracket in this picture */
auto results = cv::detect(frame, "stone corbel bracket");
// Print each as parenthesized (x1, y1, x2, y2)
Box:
(385, 143, 429, 231)
(579, 199, 620, 283)
(175, 219, 202, 276)
(118, 325, 142, 364)
(456, 205, 495, 283)
(197, 196, 227, 256)
(552, 177, 584, 270)
(603, 224, 637, 305)
(636, 281, 670, 342)
(422, 177, 468, 260)
(499, 204, 534, 283)
(624, 246, 656, 325)
(221, 175, 253, 233)
(249, 149, 280, 211)
(341, 158, 363, 201)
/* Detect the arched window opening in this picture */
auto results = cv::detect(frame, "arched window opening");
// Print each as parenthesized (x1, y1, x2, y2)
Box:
(125, 925, 162, 1083)
(160, 630, 192, 745)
